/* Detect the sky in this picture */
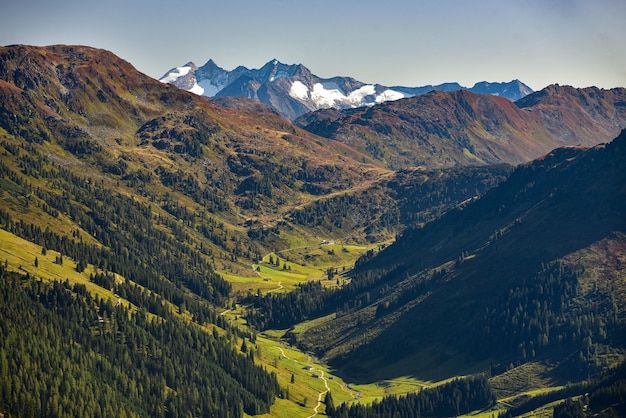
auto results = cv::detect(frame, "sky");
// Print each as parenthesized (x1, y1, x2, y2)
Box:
(1, 0, 625, 91)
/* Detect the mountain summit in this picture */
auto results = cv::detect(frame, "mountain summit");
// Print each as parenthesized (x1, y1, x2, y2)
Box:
(159, 59, 534, 119)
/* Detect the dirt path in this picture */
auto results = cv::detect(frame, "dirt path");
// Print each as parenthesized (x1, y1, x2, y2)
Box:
(277, 347, 330, 418)
(278, 347, 289, 359)
(265, 281, 283, 294)
(306, 369, 330, 418)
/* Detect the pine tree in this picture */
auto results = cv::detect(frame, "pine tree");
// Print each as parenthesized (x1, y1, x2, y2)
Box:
(324, 391, 335, 414)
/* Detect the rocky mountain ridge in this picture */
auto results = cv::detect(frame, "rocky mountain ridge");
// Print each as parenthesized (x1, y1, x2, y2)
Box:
(159, 58, 534, 119)
(296, 86, 626, 169)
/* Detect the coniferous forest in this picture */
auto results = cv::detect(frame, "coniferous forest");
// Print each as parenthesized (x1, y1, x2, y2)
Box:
(329, 375, 496, 418)
(0, 266, 280, 417)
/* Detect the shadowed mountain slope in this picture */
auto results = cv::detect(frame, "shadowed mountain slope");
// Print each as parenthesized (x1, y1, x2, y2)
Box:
(287, 131, 626, 381)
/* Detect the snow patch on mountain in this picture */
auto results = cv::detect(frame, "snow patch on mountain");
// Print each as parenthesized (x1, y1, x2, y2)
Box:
(347, 85, 376, 104)
(311, 83, 346, 108)
(189, 82, 204, 95)
(290, 81, 407, 109)
(159, 66, 192, 84)
(376, 89, 407, 103)
(290, 81, 309, 100)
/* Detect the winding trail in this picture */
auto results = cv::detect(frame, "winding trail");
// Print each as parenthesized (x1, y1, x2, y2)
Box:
(277, 347, 330, 418)
(265, 281, 283, 294)
(306, 369, 330, 418)
(278, 347, 289, 359)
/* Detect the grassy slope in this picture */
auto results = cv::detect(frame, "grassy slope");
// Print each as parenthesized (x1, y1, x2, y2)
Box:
(246, 232, 626, 417)
(0, 228, 124, 305)
(0, 227, 336, 416)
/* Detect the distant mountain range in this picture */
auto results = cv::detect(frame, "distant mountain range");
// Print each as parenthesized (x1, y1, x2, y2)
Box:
(159, 59, 534, 119)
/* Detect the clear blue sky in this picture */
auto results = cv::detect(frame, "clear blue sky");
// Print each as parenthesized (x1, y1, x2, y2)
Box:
(1, 0, 624, 91)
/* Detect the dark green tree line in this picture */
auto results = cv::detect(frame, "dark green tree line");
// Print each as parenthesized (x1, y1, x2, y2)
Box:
(330, 375, 495, 418)
(0, 267, 281, 417)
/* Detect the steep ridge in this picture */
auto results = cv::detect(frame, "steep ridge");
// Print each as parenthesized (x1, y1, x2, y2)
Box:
(470, 79, 534, 100)
(517, 83, 626, 141)
(288, 131, 626, 381)
(296, 87, 626, 169)
(0, 44, 384, 222)
(160, 59, 534, 119)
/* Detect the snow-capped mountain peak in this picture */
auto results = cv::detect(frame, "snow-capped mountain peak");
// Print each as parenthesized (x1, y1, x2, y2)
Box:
(159, 59, 534, 119)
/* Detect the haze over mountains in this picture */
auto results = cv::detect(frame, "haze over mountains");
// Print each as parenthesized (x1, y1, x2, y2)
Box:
(1, 44, 626, 417)
(159, 58, 535, 119)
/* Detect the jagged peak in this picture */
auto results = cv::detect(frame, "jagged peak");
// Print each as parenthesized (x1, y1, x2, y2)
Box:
(160, 56, 538, 118)
(201, 58, 221, 69)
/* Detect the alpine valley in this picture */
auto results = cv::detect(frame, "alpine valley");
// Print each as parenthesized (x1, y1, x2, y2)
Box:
(0, 44, 625, 418)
